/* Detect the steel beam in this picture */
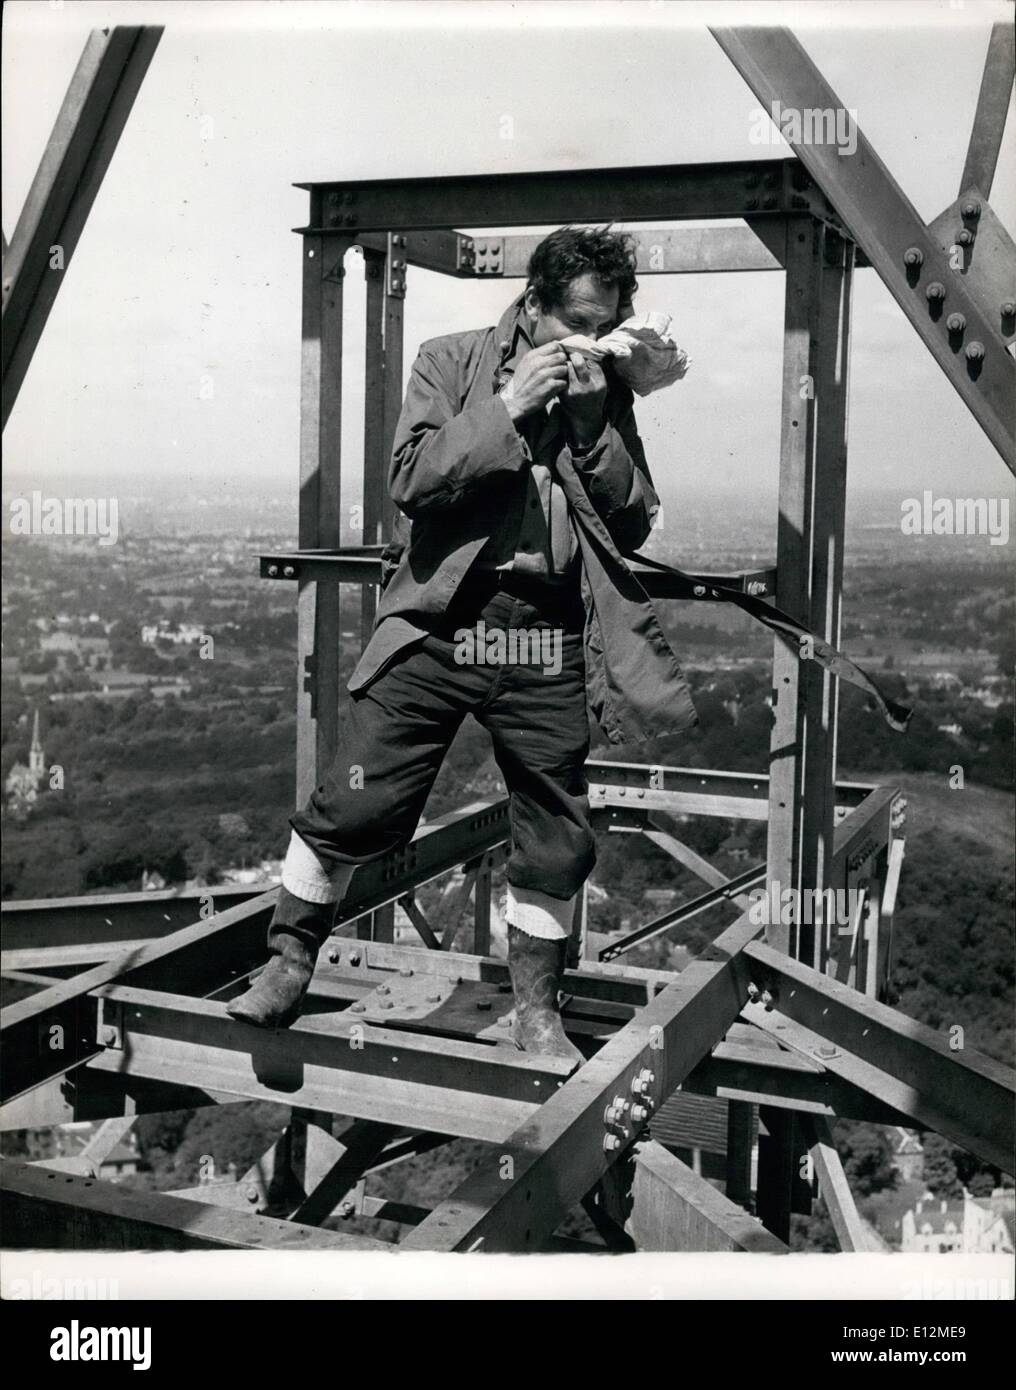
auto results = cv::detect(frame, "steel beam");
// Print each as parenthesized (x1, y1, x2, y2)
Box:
(0, 1156, 389, 1251)
(400, 911, 762, 1252)
(0, 886, 263, 953)
(741, 956, 1016, 1174)
(598, 863, 765, 962)
(358, 225, 788, 278)
(259, 547, 778, 602)
(355, 228, 475, 275)
(84, 986, 555, 1143)
(628, 1139, 786, 1253)
(711, 25, 1015, 469)
(799, 1114, 871, 1251)
(0, 892, 277, 1106)
(297, 235, 348, 801)
(2, 27, 163, 427)
(471, 225, 789, 278)
(959, 21, 1015, 200)
(299, 158, 827, 233)
(590, 760, 873, 825)
(687, 1037, 916, 1127)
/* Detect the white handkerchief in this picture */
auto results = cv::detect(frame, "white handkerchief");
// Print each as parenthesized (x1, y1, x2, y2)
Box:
(560, 311, 691, 396)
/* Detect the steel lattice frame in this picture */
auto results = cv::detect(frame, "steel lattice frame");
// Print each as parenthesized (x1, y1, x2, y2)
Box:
(2, 23, 1014, 1254)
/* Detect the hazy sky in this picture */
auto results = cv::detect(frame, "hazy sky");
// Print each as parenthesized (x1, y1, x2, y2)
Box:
(3, 0, 1014, 529)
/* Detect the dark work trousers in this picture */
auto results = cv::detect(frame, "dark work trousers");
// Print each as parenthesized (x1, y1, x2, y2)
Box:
(290, 570, 595, 901)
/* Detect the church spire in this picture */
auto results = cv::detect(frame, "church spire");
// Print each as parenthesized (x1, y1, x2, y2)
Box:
(29, 708, 45, 779)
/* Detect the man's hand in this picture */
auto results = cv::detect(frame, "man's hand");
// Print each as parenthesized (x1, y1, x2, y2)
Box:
(502, 343, 570, 422)
(561, 351, 607, 447)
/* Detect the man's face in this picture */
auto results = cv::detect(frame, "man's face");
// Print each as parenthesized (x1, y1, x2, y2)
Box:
(525, 272, 622, 346)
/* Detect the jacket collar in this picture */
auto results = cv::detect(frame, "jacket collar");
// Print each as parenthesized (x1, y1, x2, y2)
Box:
(493, 294, 532, 386)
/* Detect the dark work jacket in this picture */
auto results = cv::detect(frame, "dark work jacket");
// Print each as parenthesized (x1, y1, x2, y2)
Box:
(348, 297, 698, 745)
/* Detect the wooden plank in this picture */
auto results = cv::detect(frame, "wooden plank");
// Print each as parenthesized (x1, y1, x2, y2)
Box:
(628, 1140, 786, 1252)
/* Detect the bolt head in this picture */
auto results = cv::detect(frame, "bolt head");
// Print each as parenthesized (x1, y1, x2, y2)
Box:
(348, 952, 361, 966)
(603, 1134, 622, 1153)
(946, 313, 966, 333)
(1001, 302, 1016, 318)
(903, 247, 923, 267)
(957, 229, 975, 246)
(631, 1104, 650, 1124)
(101, 1026, 117, 1046)
(693, 584, 707, 597)
(246, 1187, 260, 1203)
(925, 282, 946, 302)
(965, 341, 985, 361)
(282, 565, 295, 578)
(327, 949, 340, 964)
(961, 200, 981, 219)
(476, 999, 492, 1011)
(399, 967, 414, 977)
(266, 564, 279, 577)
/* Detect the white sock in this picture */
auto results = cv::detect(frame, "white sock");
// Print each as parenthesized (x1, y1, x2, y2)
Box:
(504, 882, 577, 940)
(281, 830, 355, 905)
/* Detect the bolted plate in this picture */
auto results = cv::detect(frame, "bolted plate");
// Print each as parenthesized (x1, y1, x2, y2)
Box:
(348, 974, 516, 1041)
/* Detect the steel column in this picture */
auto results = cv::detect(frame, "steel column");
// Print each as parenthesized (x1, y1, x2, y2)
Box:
(297, 236, 348, 802)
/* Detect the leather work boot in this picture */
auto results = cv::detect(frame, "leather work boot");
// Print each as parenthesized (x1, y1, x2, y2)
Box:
(507, 925, 584, 1065)
(226, 888, 336, 1029)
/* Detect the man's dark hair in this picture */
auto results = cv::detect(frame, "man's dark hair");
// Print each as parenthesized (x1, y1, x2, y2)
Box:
(526, 226, 638, 312)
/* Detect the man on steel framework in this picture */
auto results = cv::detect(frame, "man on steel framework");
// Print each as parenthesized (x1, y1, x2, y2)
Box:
(228, 226, 697, 1062)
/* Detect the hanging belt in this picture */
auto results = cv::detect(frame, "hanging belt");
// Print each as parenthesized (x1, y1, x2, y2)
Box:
(630, 552, 912, 733)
